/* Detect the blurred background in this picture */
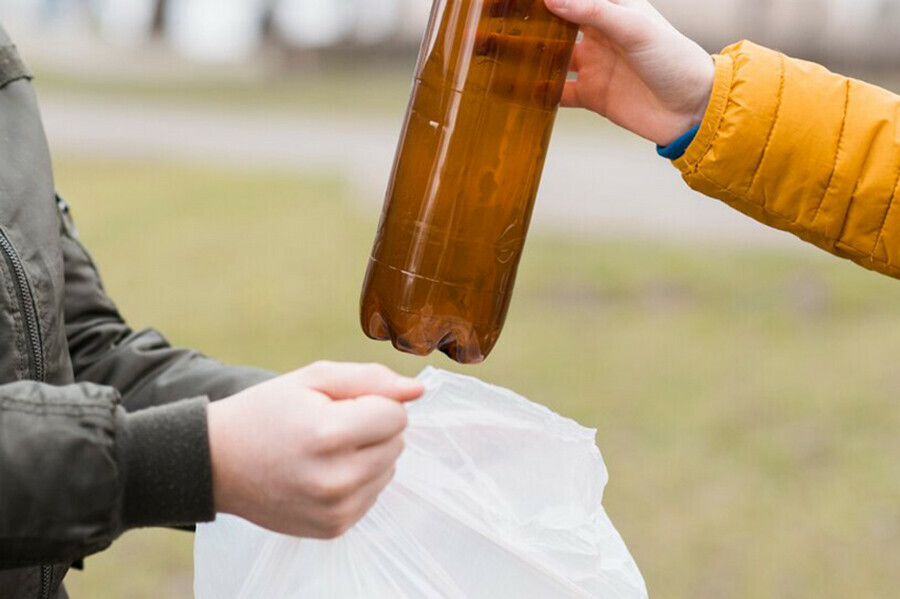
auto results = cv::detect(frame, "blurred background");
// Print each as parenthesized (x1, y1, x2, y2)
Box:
(3, 0, 900, 65)
(2, 0, 899, 598)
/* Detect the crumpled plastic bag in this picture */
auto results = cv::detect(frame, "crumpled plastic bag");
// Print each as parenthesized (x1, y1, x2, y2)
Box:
(194, 367, 647, 599)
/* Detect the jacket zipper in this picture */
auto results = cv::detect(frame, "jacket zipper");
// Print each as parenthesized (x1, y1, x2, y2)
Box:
(0, 228, 44, 382)
(39, 567, 51, 599)
(0, 229, 50, 597)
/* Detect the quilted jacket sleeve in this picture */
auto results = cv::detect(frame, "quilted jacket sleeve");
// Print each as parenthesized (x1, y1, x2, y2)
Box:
(0, 381, 210, 567)
(674, 41, 900, 278)
(60, 198, 274, 413)
(59, 199, 274, 530)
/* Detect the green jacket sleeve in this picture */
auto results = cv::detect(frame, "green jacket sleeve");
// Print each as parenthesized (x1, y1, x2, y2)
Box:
(0, 382, 211, 567)
(0, 199, 277, 568)
(59, 199, 274, 411)
(58, 198, 276, 529)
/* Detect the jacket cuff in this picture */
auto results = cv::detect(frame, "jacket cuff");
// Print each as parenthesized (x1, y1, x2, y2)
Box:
(120, 397, 215, 528)
(657, 124, 701, 160)
(673, 51, 735, 173)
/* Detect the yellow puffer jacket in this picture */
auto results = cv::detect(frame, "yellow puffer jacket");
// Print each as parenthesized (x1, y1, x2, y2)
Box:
(675, 41, 900, 278)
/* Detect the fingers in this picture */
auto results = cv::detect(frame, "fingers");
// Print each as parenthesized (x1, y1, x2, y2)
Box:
(567, 37, 583, 71)
(314, 465, 396, 538)
(560, 80, 582, 108)
(307, 440, 401, 537)
(348, 465, 396, 523)
(544, 0, 640, 45)
(561, 39, 584, 108)
(303, 463, 395, 539)
(352, 433, 405, 484)
(297, 361, 424, 402)
(319, 395, 409, 450)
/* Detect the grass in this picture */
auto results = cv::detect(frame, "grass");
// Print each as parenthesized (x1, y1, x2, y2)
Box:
(55, 156, 900, 599)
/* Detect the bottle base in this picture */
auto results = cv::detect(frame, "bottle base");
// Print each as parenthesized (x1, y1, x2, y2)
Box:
(361, 303, 491, 365)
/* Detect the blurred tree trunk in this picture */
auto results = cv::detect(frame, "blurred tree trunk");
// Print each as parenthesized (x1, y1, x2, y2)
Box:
(152, 0, 166, 34)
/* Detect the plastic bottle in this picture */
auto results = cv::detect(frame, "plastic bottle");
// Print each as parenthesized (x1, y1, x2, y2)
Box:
(360, 0, 577, 364)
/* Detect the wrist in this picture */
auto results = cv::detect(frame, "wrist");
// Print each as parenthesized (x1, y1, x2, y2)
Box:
(207, 400, 241, 517)
(683, 54, 716, 133)
(657, 53, 715, 147)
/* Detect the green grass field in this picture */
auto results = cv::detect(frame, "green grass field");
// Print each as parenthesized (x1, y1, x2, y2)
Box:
(55, 156, 900, 599)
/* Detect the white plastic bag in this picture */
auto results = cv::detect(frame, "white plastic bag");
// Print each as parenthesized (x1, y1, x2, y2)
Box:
(194, 368, 647, 599)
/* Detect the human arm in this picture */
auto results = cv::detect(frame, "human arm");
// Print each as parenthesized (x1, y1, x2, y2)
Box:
(546, 0, 900, 278)
(1, 199, 423, 567)
(0, 362, 422, 566)
(54, 195, 277, 530)
(59, 196, 273, 412)
(59, 204, 425, 535)
(0, 34, 245, 565)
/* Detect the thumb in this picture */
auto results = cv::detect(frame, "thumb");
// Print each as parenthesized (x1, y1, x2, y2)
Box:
(297, 362, 424, 402)
(544, 0, 639, 43)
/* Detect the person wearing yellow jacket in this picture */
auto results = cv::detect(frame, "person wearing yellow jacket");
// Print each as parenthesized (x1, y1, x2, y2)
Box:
(544, 0, 900, 279)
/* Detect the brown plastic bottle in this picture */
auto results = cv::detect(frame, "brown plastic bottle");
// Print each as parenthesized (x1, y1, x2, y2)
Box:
(360, 0, 577, 364)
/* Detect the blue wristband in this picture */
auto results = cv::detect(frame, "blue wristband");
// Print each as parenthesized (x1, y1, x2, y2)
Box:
(656, 124, 700, 160)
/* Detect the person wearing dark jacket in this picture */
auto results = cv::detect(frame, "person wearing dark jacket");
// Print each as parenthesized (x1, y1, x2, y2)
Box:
(0, 25, 422, 599)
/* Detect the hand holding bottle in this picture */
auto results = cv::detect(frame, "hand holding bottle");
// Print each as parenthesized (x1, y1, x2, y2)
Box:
(544, 0, 715, 146)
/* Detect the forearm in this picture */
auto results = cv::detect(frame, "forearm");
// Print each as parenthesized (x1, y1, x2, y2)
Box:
(540, 0, 900, 277)
(62, 218, 273, 412)
(675, 41, 900, 278)
(71, 324, 273, 411)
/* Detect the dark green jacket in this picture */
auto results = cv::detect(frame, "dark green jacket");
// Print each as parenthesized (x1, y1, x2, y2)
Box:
(0, 26, 272, 598)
